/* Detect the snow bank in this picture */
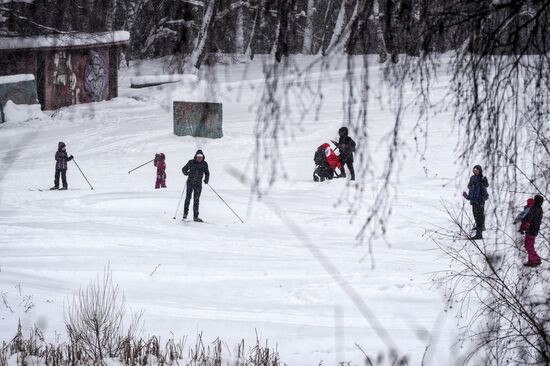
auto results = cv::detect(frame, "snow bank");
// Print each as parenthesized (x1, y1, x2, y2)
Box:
(0, 31, 130, 50)
(0, 74, 34, 85)
(3, 100, 47, 123)
(130, 74, 199, 88)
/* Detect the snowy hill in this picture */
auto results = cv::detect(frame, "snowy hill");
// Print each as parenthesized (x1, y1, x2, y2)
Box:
(0, 55, 465, 365)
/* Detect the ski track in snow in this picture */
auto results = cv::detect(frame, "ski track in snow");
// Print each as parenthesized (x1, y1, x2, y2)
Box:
(0, 55, 464, 365)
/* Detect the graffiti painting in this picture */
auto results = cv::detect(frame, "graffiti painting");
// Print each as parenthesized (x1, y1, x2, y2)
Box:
(52, 51, 79, 106)
(173, 101, 223, 138)
(84, 50, 107, 102)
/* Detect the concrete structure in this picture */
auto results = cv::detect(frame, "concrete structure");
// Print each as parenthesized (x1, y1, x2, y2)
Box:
(0, 31, 129, 110)
(173, 101, 223, 139)
(0, 74, 38, 123)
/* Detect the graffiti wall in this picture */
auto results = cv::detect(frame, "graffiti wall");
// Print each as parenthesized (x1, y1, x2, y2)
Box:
(173, 101, 223, 139)
(44, 48, 110, 110)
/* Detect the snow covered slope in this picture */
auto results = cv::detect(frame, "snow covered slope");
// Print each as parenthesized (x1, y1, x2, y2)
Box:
(0, 55, 464, 365)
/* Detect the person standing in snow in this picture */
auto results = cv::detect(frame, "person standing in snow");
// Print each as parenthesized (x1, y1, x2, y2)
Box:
(521, 194, 544, 267)
(154, 153, 167, 189)
(513, 198, 535, 234)
(462, 164, 489, 240)
(181, 150, 209, 222)
(332, 127, 356, 180)
(50, 141, 73, 190)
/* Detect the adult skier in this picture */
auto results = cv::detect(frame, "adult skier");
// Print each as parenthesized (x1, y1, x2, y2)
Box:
(181, 150, 209, 222)
(50, 141, 73, 190)
(462, 164, 489, 240)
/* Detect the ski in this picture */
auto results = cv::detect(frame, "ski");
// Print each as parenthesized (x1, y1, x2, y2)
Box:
(29, 188, 82, 192)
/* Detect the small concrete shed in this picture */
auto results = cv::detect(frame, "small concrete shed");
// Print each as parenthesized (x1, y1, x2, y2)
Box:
(0, 31, 129, 110)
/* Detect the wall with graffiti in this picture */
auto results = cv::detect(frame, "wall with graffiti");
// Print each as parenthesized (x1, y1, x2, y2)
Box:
(44, 48, 110, 110)
(173, 101, 223, 139)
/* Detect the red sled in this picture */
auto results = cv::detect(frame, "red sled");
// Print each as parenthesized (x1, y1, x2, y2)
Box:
(313, 143, 342, 181)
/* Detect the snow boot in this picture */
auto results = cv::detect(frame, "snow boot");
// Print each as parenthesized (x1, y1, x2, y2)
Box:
(523, 261, 541, 267)
(193, 217, 203, 223)
(49, 186, 59, 190)
(59, 186, 68, 191)
(183, 214, 188, 220)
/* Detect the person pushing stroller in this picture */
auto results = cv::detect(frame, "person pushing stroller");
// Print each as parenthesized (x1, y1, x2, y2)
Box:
(332, 127, 356, 180)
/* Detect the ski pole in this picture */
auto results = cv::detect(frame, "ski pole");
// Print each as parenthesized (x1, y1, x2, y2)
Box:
(72, 158, 94, 190)
(206, 183, 244, 223)
(128, 159, 155, 174)
(173, 185, 186, 220)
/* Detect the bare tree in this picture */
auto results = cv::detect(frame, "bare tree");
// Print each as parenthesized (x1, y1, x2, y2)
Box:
(65, 266, 129, 364)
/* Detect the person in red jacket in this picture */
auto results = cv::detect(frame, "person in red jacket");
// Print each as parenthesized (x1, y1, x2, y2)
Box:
(154, 153, 167, 189)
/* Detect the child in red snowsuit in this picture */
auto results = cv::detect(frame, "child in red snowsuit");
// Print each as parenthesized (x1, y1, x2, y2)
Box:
(154, 153, 167, 189)
(520, 195, 544, 267)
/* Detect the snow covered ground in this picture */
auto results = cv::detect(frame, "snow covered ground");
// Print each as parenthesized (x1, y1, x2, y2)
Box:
(0, 55, 466, 365)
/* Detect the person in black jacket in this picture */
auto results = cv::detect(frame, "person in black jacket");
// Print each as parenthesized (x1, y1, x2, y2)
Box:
(522, 194, 544, 267)
(462, 164, 489, 240)
(50, 141, 73, 190)
(182, 150, 210, 222)
(333, 127, 356, 180)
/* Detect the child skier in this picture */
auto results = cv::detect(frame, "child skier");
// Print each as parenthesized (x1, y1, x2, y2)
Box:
(154, 153, 167, 189)
(513, 198, 534, 234)
(50, 141, 73, 190)
(520, 194, 544, 267)
(181, 150, 209, 222)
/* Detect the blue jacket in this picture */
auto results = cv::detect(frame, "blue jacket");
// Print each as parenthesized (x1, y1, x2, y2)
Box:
(465, 175, 489, 204)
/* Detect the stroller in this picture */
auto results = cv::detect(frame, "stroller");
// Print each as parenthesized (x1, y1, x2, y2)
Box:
(313, 143, 342, 181)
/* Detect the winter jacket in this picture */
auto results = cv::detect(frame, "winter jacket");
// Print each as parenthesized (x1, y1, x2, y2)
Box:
(55, 142, 73, 170)
(524, 195, 544, 236)
(514, 198, 534, 224)
(465, 166, 489, 205)
(337, 135, 356, 162)
(182, 149, 209, 187)
(154, 153, 166, 179)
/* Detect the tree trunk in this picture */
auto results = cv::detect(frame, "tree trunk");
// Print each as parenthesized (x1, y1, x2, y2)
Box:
(327, 0, 348, 53)
(373, 0, 388, 62)
(274, 0, 290, 62)
(104, 0, 118, 31)
(302, 0, 315, 54)
(235, 1, 245, 53)
(245, 0, 265, 60)
(185, 0, 216, 71)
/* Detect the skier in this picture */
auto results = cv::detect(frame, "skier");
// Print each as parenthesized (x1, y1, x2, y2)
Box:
(181, 150, 209, 222)
(332, 127, 356, 180)
(50, 141, 73, 190)
(521, 194, 544, 267)
(154, 153, 167, 189)
(462, 164, 489, 240)
(513, 198, 534, 234)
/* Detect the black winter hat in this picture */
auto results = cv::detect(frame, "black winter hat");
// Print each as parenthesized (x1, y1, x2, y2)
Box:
(58, 141, 66, 149)
(339, 127, 348, 136)
(195, 149, 205, 159)
(534, 194, 544, 206)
